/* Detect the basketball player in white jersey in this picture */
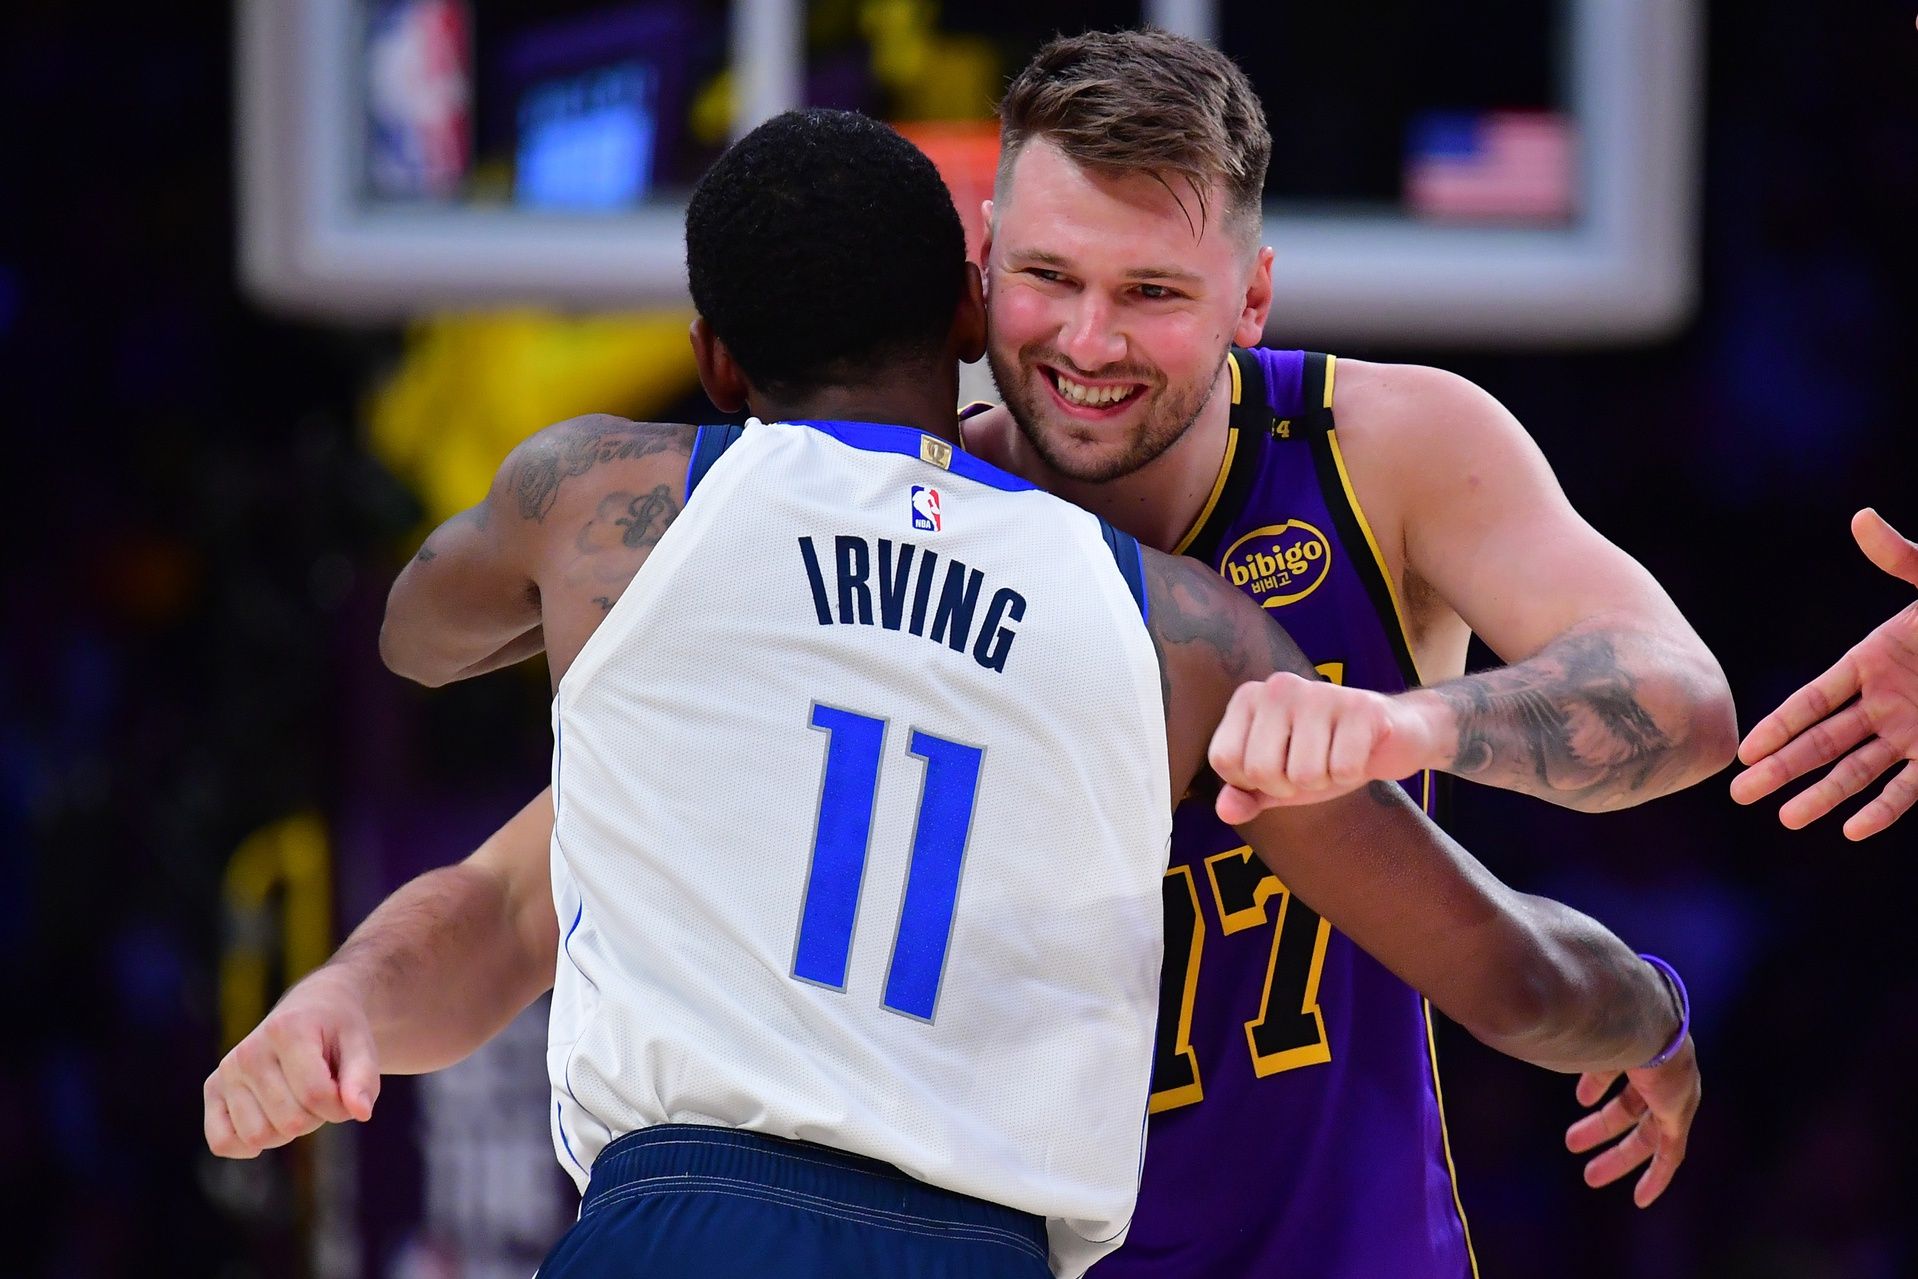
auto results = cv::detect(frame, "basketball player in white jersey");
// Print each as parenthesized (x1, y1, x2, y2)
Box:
(208, 111, 1697, 1278)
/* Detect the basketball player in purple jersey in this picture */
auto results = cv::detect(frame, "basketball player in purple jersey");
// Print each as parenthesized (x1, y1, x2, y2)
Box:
(209, 104, 1702, 1278)
(946, 30, 1736, 1277)
(209, 30, 1729, 1278)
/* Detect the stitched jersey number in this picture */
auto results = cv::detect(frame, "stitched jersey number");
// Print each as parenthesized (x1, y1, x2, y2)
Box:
(792, 703, 983, 1021)
(1148, 659, 1347, 1110)
(1148, 856, 1332, 1110)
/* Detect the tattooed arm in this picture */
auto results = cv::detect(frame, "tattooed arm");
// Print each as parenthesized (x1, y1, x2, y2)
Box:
(1145, 548, 1684, 1072)
(1147, 546, 1701, 1202)
(381, 414, 695, 688)
(1335, 362, 1737, 811)
(1408, 625, 1730, 810)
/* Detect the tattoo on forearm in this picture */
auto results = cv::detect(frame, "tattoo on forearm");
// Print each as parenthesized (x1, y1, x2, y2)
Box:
(1435, 631, 1677, 806)
(591, 596, 614, 614)
(509, 421, 692, 523)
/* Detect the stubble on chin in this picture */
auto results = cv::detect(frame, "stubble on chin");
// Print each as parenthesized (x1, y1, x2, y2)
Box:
(989, 350, 1220, 485)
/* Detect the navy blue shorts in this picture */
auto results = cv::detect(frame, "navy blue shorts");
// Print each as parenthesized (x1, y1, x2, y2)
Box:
(537, 1124, 1053, 1278)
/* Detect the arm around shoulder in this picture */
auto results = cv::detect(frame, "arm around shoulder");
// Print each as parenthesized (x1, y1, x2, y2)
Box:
(380, 413, 673, 687)
(1148, 546, 1687, 1075)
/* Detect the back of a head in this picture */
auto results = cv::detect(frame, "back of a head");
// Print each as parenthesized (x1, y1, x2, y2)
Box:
(685, 109, 968, 396)
(998, 28, 1271, 238)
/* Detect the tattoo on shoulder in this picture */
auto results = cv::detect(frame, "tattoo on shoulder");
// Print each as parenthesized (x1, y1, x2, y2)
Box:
(575, 486, 680, 560)
(591, 596, 614, 614)
(508, 419, 695, 523)
(413, 545, 437, 563)
(1143, 554, 1316, 712)
(1146, 556, 1253, 696)
(616, 486, 677, 548)
(1147, 556, 1315, 676)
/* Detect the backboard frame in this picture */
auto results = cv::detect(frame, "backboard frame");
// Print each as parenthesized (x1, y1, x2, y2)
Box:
(236, 0, 1701, 344)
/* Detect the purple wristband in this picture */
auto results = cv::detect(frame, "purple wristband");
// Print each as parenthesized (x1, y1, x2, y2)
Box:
(1636, 954, 1691, 1070)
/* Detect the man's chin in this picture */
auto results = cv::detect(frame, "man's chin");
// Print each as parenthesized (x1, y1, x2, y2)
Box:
(1028, 431, 1150, 485)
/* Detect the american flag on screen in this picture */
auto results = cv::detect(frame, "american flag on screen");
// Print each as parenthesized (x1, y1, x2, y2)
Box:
(1404, 110, 1577, 222)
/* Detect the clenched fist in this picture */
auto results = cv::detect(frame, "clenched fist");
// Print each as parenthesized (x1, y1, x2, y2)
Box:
(1207, 672, 1443, 823)
(203, 969, 382, 1159)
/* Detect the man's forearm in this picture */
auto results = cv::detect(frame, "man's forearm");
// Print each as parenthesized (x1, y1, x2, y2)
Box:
(1472, 893, 1683, 1074)
(314, 860, 556, 1075)
(1241, 782, 1681, 1076)
(1410, 624, 1737, 811)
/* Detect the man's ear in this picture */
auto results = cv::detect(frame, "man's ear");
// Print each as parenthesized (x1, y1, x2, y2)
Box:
(1234, 245, 1275, 348)
(690, 316, 748, 413)
(953, 262, 987, 364)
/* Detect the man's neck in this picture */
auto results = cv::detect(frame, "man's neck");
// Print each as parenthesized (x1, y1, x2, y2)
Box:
(978, 359, 1237, 554)
(753, 373, 963, 449)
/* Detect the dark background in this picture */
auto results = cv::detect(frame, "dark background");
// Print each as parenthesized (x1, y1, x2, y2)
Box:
(2, 2, 1915, 1276)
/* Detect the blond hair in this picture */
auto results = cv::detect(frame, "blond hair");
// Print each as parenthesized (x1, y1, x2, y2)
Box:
(998, 29, 1271, 237)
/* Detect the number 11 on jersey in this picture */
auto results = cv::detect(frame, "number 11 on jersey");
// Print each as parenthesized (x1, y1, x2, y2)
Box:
(792, 703, 984, 1021)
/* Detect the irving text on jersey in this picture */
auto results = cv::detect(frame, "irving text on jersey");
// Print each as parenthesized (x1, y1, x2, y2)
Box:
(795, 535, 1026, 674)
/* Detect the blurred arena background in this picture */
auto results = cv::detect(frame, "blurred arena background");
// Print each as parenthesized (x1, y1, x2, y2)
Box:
(2, 1, 1914, 1275)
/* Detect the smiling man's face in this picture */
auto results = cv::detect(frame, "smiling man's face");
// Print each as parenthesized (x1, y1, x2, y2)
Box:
(983, 138, 1272, 483)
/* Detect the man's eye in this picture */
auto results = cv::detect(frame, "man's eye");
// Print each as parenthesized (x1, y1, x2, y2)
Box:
(1028, 268, 1064, 283)
(1135, 284, 1177, 301)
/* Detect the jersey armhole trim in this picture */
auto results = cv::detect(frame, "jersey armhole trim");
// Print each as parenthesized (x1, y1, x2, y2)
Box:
(685, 423, 746, 499)
(1307, 421, 1424, 688)
(1173, 350, 1278, 563)
(1098, 520, 1150, 622)
(1424, 999, 1483, 1279)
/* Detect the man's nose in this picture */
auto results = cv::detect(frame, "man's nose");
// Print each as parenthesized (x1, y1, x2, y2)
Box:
(1060, 295, 1126, 372)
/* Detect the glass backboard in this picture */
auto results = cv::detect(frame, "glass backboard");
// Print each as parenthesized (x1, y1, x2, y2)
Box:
(238, 0, 1701, 344)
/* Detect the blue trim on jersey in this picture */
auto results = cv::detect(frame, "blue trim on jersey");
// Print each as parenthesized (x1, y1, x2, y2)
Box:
(1098, 520, 1150, 622)
(787, 419, 1040, 493)
(685, 423, 746, 498)
(556, 1101, 587, 1175)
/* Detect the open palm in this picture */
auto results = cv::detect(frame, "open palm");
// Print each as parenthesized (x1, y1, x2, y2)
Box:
(1732, 509, 1918, 840)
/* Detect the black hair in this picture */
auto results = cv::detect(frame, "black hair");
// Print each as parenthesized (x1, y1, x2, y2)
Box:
(685, 108, 968, 394)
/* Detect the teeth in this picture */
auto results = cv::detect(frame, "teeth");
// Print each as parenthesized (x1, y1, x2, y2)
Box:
(1055, 373, 1134, 408)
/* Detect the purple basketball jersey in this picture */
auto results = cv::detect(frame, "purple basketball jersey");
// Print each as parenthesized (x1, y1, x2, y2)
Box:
(1093, 350, 1478, 1278)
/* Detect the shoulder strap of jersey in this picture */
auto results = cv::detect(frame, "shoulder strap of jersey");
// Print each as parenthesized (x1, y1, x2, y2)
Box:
(1175, 349, 1273, 564)
(1292, 351, 1337, 439)
(684, 423, 747, 498)
(1296, 353, 1422, 686)
(1227, 345, 1272, 433)
(1098, 519, 1149, 622)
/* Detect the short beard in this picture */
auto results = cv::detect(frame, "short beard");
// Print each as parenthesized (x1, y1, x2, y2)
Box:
(989, 343, 1224, 484)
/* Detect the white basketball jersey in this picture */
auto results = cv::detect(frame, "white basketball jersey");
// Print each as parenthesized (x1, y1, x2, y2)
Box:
(548, 418, 1171, 1277)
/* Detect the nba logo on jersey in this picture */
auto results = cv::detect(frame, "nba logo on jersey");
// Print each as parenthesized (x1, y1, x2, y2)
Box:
(910, 486, 943, 532)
